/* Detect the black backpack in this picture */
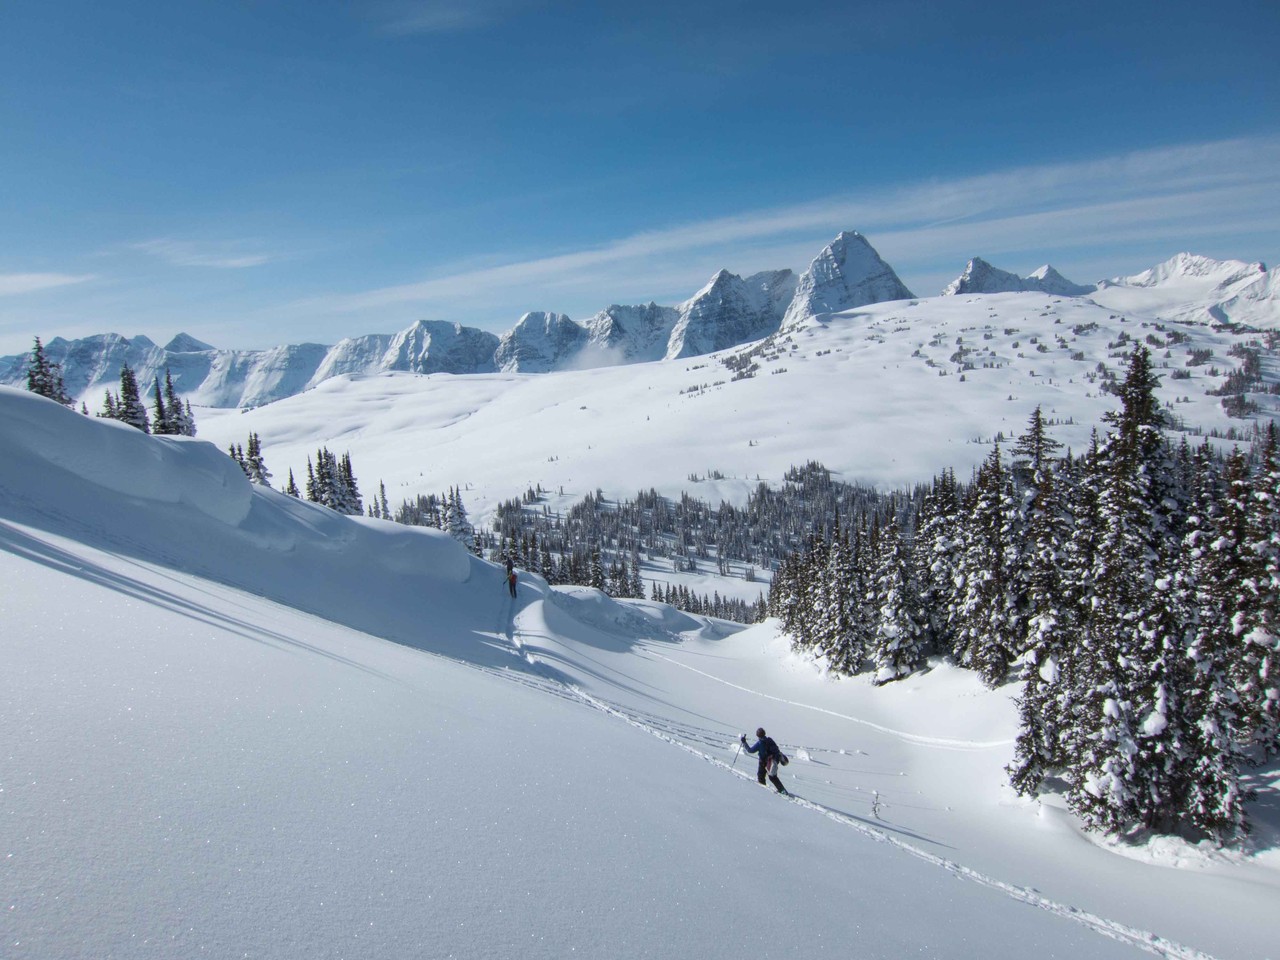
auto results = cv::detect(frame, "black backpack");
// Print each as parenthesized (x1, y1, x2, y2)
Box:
(766, 736, 789, 766)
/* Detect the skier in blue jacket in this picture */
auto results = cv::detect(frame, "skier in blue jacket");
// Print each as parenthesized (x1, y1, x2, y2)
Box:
(741, 727, 788, 794)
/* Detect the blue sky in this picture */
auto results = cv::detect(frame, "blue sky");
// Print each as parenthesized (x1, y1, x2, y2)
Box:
(1, 0, 1277, 353)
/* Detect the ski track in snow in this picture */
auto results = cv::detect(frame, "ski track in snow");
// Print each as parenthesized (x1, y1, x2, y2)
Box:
(566, 683, 1219, 960)
(498, 615, 1220, 960)
(639, 645, 1015, 751)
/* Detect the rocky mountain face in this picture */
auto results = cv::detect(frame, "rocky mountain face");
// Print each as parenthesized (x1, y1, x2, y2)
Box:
(495, 313, 586, 373)
(7, 238, 1276, 410)
(942, 258, 1092, 297)
(782, 231, 915, 328)
(582, 303, 681, 365)
(665, 269, 797, 359)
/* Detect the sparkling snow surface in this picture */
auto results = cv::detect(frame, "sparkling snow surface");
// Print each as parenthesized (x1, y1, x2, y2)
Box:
(3, 388, 1279, 960)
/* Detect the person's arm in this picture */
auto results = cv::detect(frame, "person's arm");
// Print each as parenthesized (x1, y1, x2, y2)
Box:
(740, 735, 761, 755)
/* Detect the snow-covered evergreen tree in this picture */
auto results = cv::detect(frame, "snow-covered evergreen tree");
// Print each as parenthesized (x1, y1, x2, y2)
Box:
(913, 469, 962, 658)
(867, 518, 926, 684)
(1178, 447, 1252, 839)
(116, 365, 150, 434)
(589, 543, 606, 591)
(1063, 347, 1193, 835)
(25, 337, 72, 405)
(151, 378, 172, 435)
(954, 443, 1020, 686)
(1008, 421, 1075, 796)
(444, 487, 478, 552)
(152, 369, 194, 436)
(244, 433, 272, 486)
(1237, 426, 1280, 758)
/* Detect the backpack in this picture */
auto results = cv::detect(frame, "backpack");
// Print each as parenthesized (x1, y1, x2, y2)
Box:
(766, 736, 788, 766)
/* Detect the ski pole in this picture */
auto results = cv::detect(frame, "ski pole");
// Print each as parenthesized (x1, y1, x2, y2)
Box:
(731, 740, 742, 770)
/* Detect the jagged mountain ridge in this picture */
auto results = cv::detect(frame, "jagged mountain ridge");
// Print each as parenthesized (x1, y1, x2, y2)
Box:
(942, 258, 1093, 297)
(4, 237, 1277, 410)
(0, 232, 902, 407)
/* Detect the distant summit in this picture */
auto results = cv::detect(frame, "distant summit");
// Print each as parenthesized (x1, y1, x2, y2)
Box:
(942, 258, 1092, 297)
(164, 333, 216, 353)
(783, 231, 915, 327)
(1093, 253, 1277, 328)
(666, 268, 797, 359)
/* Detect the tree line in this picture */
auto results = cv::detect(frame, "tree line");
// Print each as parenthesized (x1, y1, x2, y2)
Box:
(768, 346, 1278, 842)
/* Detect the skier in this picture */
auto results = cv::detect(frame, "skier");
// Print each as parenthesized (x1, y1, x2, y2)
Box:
(741, 727, 788, 795)
(504, 556, 517, 599)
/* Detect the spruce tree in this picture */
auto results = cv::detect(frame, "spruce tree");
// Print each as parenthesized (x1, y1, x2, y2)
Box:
(116, 365, 150, 433)
(1179, 448, 1251, 838)
(1235, 426, 1280, 758)
(444, 487, 478, 551)
(25, 337, 72, 404)
(955, 443, 1020, 686)
(151, 378, 171, 435)
(913, 470, 962, 657)
(1008, 429, 1074, 797)
(867, 518, 926, 684)
(244, 433, 272, 486)
(1063, 346, 1192, 835)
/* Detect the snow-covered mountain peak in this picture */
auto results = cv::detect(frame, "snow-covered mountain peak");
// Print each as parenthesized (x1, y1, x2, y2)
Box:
(1104, 252, 1266, 290)
(494, 311, 587, 372)
(164, 333, 216, 353)
(1026, 264, 1093, 296)
(782, 231, 914, 327)
(666, 266, 795, 360)
(1092, 253, 1278, 328)
(942, 258, 1092, 297)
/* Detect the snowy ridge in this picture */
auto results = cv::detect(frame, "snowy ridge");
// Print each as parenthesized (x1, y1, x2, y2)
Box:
(6, 241, 1279, 407)
(943, 257, 1092, 297)
(1093, 253, 1278, 328)
(0, 232, 907, 404)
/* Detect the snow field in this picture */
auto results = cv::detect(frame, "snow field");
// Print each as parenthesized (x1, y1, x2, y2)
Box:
(3, 377, 1279, 958)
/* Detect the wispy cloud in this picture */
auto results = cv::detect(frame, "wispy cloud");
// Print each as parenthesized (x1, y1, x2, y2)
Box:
(305, 135, 1280, 320)
(132, 238, 277, 269)
(0, 272, 96, 296)
(369, 0, 542, 35)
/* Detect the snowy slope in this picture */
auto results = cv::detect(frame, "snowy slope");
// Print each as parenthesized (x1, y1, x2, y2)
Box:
(1093, 254, 1279, 328)
(3, 388, 1278, 960)
(199, 290, 1279, 536)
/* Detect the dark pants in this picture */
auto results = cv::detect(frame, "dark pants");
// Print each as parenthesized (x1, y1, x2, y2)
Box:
(758, 759, 786, 793)
(508, 576, 517, 598)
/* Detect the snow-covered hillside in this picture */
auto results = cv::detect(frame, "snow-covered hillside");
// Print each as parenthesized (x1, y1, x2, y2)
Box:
(199, 289, 1279, 534)
(3, 387, 1278, 959)
(1093, 254, 1279, 329)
